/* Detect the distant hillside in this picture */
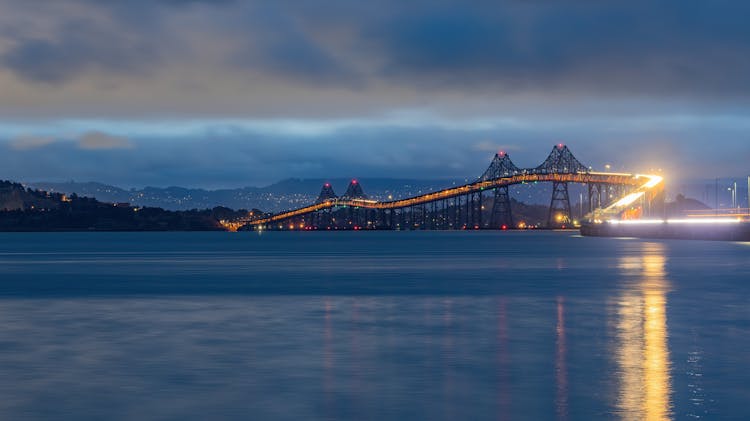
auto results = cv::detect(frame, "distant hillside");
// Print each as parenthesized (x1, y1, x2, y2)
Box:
(29, 178, 561, 212)
(0, 180, 236, 231)
(667, 178, 749, 210)
(0, 181, 63, 211)
(665, 194, 711, 216)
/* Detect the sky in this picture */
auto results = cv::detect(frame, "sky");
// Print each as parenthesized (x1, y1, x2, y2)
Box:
(0, 0, 749, 188)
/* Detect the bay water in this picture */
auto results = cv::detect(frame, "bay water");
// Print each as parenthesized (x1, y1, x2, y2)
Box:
(0, 231, 748, 420)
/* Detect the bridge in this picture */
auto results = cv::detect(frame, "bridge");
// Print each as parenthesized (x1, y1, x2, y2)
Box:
(234, 144, 663, 231)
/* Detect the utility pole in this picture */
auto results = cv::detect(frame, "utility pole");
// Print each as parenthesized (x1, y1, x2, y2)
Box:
(579, 192, 583, 219)
(715, 178, 719, 214)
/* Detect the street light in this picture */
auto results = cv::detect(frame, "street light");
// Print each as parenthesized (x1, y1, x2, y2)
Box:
(728, 184, 738, 209)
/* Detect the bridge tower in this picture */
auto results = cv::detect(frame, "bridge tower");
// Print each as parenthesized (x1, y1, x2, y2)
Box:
(341, 179, 367, 229)
(535, 144, 588, 227)
(534, 144, 589, 175)
(341, 179, 367, 200)
(480, 151, 522, 180)
(490, 186, 513, 229)
(315, 182, 337, 203)
(480, 151, 521, 229)
(548, 182, 572, 226)
(313, 183, 337, 228)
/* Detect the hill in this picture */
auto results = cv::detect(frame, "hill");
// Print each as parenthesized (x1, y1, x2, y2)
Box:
(0, 180, 238, 231)
(29, 178, 563, 212)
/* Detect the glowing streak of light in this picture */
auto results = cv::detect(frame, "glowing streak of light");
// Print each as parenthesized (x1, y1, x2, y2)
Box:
(611, 192, 645, 208)
(608, 218, 742, 225)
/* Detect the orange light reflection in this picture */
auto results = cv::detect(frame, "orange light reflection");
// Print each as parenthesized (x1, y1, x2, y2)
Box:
(615, 243, 672, 420)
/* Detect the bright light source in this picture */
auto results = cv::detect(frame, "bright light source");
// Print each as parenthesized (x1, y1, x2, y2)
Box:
(667, 218, 742, 224)
(608, 219, 664, 225)
(641, 175, 663, 189)
(611, 192, 644, 208)
(607, 218, 742, 225)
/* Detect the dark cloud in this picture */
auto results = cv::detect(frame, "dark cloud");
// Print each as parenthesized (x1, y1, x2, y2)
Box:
(2, 19, 158, 83)
(229, 3, 360, 87)
(364, 1, 750, 95)
(3, 0, 750, 95)
(0, 0, 749, 186)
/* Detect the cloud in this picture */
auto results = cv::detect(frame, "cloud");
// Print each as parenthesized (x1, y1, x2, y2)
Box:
(9, 135, 57, 150)
(367, 2, 750, 96)
(6, 131, 133, 151)
(77, 131, 133, 150)
(1, 18, 158, 84)
(0, 0, 749, 187)
(0, 0, 749, 114)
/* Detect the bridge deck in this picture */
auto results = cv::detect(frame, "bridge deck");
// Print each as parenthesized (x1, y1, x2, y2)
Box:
(247, 172, 660, 226)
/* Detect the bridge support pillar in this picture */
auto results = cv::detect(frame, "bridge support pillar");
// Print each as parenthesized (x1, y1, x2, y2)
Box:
(491, 186, 513, 229)
(465, 194, 471, 228)
(478, 191, 483, 228)
(455, 196, 461, 229)
(431, 201, 436, 230)
(457, 196, 462, 228)
(440, 199, 448, 230)
(548, 181, 572, 227)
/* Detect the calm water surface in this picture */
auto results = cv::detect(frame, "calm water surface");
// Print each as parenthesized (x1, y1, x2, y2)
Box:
(0, 231, 748, 420)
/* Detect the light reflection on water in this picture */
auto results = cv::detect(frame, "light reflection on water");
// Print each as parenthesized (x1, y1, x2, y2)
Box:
(615, 242, 672, 420)
(555, 296, 568, 421)
(0, 232, 748, 420)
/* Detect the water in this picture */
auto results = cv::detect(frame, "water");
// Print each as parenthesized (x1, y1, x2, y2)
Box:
(0, 231, 748, 420)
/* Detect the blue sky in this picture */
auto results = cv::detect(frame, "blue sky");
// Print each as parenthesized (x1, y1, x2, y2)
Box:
(0, 0, 748, 188)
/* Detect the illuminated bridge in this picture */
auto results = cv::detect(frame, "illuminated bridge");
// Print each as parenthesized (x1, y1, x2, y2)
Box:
(237, 144, 664, 231)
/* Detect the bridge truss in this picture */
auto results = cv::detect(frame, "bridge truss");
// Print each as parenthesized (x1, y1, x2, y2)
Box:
(241, 145, 664, 231)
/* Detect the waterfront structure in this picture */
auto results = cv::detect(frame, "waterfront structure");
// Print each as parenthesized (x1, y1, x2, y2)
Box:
(242, 145, 664, 231)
